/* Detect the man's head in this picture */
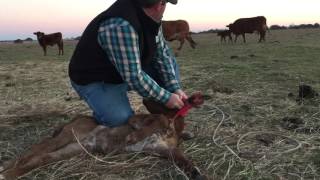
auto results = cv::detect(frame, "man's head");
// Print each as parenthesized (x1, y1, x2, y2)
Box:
(139, 0, 177, 22)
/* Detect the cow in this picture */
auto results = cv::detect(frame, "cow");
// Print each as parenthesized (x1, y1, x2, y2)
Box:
(162, 20, 197, 51)
(0, 92, 208, 180)
(33, 31, 64, 56)
(227, 16, 267, 43)
(217, 30, 233, 43)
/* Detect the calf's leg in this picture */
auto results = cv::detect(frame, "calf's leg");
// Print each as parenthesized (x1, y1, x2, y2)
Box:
(0, 116, 97, 176)
(1, 142, 85, 180)
(0, 125, 104, 180)
(148, 147, 208, 180)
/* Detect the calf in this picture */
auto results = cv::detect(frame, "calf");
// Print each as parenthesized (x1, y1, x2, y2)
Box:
(33, 31, 64, 56)
(0, 93, 208, 180)
(217, 30, 233, 43)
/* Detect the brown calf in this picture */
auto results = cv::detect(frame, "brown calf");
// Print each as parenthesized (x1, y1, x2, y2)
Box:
(33, 31, 64, 56)
(217, 30, 233, 43)
(0, 93, 208, 180)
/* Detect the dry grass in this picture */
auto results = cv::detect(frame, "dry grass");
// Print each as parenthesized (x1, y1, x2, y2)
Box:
(1, 29, 320, 179)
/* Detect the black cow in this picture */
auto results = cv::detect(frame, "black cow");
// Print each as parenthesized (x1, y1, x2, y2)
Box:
(217, 30, 233, 43)
(33, 31, 64, 56)
(227, 16, 267, 43)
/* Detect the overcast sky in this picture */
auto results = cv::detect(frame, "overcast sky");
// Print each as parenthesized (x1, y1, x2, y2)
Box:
(0, 0, 319, 40)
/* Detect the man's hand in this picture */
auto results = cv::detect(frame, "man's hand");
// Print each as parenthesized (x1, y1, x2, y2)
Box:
(165, 90, 188, 109)
(165, 93, 184, 109)
(174, 89, 188, 100)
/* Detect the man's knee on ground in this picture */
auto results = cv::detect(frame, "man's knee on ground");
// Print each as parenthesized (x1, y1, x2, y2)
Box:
(95, 110, 133, 127)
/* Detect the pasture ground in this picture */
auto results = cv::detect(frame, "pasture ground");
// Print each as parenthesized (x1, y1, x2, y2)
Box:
(0, 29, 320, 179)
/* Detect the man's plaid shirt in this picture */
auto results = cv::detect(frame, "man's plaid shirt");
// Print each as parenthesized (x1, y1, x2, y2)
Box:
(97, 17, 181, 104)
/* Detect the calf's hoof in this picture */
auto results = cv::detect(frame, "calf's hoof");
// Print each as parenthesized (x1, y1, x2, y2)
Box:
(191, 167, 209, 180)
(180, 131, 195, 141)
(0, 170, 18, 180)
(194, 174, 209, 180)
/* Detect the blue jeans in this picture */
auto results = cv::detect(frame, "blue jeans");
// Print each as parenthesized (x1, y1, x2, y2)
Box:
(70, 60, 181, 127)
(71, 81, 134, 127)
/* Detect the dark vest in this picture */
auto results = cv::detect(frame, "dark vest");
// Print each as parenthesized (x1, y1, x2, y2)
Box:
(69, 0, 160, 85)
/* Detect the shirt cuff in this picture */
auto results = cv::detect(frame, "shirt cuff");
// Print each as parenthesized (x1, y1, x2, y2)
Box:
(157, 89, 171, 104)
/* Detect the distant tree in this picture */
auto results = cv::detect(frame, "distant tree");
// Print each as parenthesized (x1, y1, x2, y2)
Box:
(314, 23, 320, 28)
(13, 39, 23, 44)
(24, 37, 33, 41)
(300, 24, 314, 29)
(289, 24, 299, 29)
(198, 29, 221, 34)
(270, 25, 287, 30)
(289, 23, 317, 29)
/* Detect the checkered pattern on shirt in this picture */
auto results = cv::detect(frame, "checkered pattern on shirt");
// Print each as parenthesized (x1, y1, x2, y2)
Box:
(97, 17, 181, 104)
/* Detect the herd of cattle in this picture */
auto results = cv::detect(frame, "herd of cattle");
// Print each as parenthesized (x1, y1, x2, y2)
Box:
(161, 16, 268, 51)
(21, 16, 267, 56)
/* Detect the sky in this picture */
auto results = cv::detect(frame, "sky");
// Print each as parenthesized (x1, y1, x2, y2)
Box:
(0, 0, 319, 40)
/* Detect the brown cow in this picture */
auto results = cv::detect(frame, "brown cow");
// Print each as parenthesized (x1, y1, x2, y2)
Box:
(0, 93, 208, 180)
(162, 20, 197, 51)
(227, 16, 267, 43)
(217, 30, 233, 43)
(33, 31, 64, 56)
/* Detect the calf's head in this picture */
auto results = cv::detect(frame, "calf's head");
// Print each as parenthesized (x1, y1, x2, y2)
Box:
(143, 92, 204, 135)
(143, 92, 204, 115)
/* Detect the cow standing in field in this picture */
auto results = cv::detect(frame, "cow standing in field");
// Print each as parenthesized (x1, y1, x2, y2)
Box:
(0, 93, 208, 180)
(33, 31, 64, 56)
(217, 30, 233, 43)
(227, 16, 267, 43)
(162, 20, 197, 51)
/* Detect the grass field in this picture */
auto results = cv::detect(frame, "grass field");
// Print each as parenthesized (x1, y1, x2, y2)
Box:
(0, 29, 320, 180)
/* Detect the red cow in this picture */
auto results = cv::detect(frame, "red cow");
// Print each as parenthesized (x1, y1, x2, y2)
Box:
(33, 31, 64, 56)
(162, 20, 197, 51)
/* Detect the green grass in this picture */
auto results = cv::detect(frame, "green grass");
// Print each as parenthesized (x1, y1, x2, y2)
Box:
(0, 29, 320, 179)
